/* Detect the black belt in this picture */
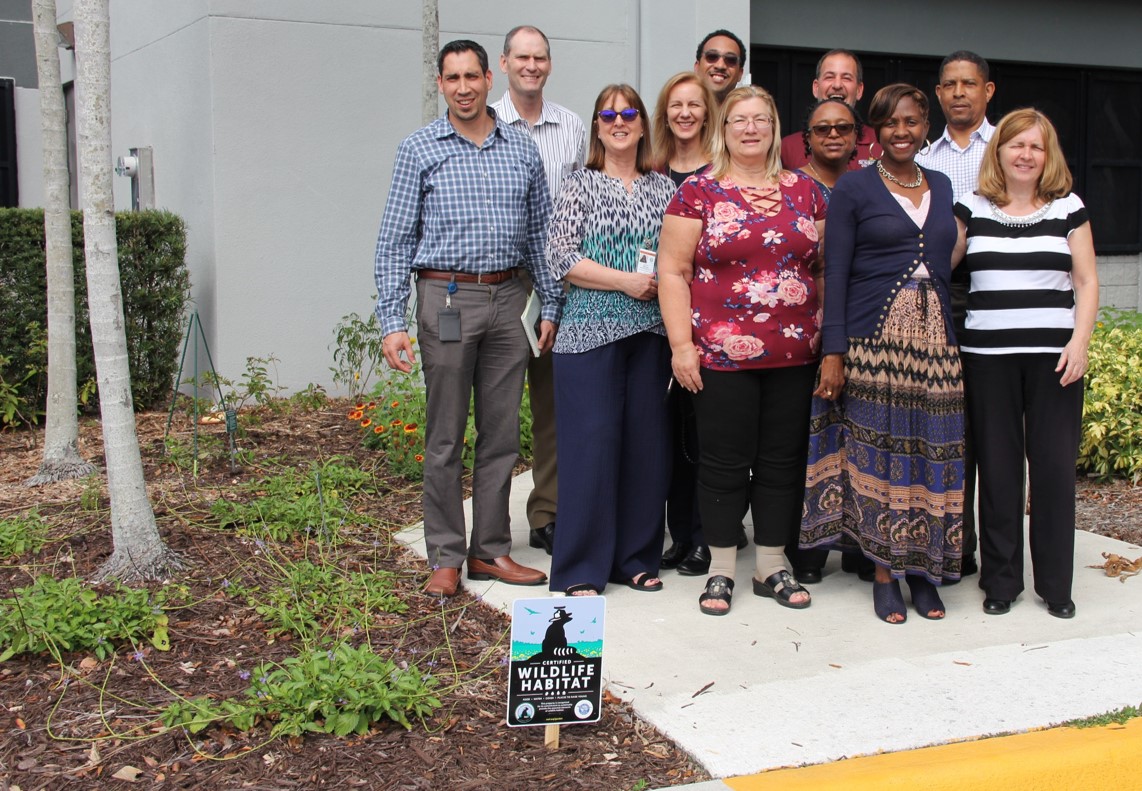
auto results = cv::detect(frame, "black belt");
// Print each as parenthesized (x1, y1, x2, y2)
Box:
(417, 269, 519, 285)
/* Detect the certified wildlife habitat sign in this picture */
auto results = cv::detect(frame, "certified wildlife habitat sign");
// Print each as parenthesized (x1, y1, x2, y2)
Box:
(506, 596, 605, 727)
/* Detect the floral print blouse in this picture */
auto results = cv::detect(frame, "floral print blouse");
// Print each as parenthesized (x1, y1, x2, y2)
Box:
(666, 170, 826, 371)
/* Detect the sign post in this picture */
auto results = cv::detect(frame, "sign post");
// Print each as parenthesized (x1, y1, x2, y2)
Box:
(506, 596, 605, 740)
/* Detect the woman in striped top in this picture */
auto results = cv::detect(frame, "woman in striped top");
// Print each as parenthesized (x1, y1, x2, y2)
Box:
(952, 108, 1099, 620)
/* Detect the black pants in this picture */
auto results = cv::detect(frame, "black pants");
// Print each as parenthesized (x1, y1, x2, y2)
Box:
(692, 365, 816, 549)
(962, 353, 1083, 602)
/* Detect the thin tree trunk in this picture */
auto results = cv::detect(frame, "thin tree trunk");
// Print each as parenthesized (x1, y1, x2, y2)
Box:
(25, 0, 96, 487)
(74, 0, 182, 582)
(421, 0, 438, 124)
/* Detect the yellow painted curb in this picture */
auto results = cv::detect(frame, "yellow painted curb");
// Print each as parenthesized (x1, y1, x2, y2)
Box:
(725, 719, 1142, 791)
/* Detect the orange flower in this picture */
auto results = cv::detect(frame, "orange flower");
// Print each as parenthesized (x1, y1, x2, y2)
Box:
(366, 401, 376, 409)
(374, 425, 385, 434)
(391, 419, 403, 426)
(355, 402, 365, 410)
(404, 423, 417, 433)
(415, 454, 424, 463)
(360, 418, 372, 428)
(391, 400, 400, 408)
(348, 410, 364, 421)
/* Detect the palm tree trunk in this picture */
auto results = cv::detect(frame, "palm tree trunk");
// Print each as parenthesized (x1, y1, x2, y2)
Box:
(25, 0, 96, 487)
(74, 0, 183, 582)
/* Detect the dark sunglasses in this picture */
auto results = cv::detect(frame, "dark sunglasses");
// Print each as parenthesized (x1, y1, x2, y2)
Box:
(810, 122, 856, 137)
(702, 50, 741, 68)
(597, 108, 640, 123)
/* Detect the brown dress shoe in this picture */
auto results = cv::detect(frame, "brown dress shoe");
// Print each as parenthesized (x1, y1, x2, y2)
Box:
(466, 555, 547, 586)
(425, 566, 460, 598)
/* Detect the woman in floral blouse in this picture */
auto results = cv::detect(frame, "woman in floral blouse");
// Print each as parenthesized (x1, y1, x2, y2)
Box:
(658, 85, 826, 616)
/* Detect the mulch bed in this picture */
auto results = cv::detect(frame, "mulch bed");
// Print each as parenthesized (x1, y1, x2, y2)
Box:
(0, 405, 707, 790)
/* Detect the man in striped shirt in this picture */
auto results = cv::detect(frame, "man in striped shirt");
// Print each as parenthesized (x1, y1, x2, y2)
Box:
(492, 26, 587, 557)
(917, 50, 997, 580)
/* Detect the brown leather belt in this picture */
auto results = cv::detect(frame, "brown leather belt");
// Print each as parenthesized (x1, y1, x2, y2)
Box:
(417, 269, 519, 285)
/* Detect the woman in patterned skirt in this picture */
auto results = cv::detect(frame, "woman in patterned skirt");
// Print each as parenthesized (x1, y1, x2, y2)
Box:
(545, 84, 677, 596)
(801, 84, 964, 624)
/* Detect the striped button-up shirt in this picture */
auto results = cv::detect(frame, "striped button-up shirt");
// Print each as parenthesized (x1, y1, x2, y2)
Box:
(374, 111, 563, 336)
(916, 117, 995, 202)
(491, 93, 586, 201)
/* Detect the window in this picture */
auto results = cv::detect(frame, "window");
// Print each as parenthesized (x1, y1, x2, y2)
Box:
(753, 48, 1142, 253)
(0, 78, 17, 207)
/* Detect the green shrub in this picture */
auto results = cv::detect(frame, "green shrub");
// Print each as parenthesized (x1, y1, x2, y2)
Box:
(0, 509, 48, 559)
(211, 457, 373, 542)
(0, 576, 173, 661)
(0, 208, 190, 423)
(161, 640, 441, 736)
(1078, 309, 1142, 482)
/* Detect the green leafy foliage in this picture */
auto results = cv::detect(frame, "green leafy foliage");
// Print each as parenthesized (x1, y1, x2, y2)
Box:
(192, 354, 284, 414)
(211, 457, 372, 542)
(0, 576, 176, 662)
(0, 509, 48, 559)
(1078, 309, 1142, 482)
(330, 312, 387, 401)
(349, 366, 534, 481)
(237, 559, 407, 640)
(0, 208, 190, 420)
(161, 641, 441, 736)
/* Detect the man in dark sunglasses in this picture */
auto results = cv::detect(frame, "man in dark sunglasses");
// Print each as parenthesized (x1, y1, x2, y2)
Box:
(693, 29, 746, 104)
(780, 48, 879, 171)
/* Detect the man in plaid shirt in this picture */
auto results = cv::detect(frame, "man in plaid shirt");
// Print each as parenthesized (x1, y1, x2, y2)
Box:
(375, 40, 564, 598)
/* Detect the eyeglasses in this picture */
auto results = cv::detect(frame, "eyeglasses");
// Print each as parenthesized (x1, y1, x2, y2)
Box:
(726, 115, 773, 131)
(702, 50, 741, 68)
(810, 122, 856, 137)
(597, 108, 640, 124)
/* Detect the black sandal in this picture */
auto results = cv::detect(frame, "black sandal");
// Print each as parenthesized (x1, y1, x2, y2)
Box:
(752, 570, 811, 609)
(905, 576, 945, 620)
(698, 575, 734, 616)
(565, 583, 600, 596)
(873, 579, 907, 624)
(623, 573, 663, 592)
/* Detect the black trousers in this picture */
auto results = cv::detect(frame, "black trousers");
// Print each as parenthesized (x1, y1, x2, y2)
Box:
(692, 365, 816, 549)
(962, 353, 1083, 602)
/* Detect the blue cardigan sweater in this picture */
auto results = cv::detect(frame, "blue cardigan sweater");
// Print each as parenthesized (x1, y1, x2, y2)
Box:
(821, 164, 958, 355)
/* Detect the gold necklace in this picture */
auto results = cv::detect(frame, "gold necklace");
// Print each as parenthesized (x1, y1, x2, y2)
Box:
(877, 160, 923, 188)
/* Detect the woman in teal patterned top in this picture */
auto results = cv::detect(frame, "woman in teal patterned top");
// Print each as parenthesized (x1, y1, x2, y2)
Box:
(545, 84, 677, 596)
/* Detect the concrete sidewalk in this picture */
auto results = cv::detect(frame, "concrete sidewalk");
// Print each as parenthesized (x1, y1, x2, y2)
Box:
(398, 469, 1142, 783)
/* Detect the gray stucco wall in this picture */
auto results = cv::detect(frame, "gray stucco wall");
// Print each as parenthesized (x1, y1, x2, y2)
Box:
(751, 0, 1142, 69)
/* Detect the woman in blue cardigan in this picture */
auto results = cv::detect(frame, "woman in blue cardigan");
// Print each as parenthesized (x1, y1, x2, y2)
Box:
(801, 84, 965, 624)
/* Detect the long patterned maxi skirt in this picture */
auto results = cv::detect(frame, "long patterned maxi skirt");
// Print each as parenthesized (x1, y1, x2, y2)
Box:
(801, 279, 964, 583)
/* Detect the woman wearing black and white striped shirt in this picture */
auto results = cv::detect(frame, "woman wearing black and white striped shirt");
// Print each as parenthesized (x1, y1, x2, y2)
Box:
(952, 108, 1098, 620)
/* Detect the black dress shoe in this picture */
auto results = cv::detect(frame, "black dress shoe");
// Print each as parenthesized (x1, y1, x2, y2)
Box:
(661, 542, 693, 570)
(527, 522, 555, 555)
(793, 567, 823, 585)
(982, 597, 1011, 615)
(676, 544, 712, 576)
(1046, 600, 1076, 619)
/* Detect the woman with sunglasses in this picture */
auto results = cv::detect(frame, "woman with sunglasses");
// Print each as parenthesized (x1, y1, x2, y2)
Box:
(801, 84, 964, 624)
(798, 99, 861, 201)
(953, 109, 1097, 619)
(545, 84, 677, 596)
(650, 73, 718, 576)
(658, 85, 826, 616)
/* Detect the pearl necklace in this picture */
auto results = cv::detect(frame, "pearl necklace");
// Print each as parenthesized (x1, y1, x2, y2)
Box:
(877, 160, 923, 188)
(989, 199, 1054, 227)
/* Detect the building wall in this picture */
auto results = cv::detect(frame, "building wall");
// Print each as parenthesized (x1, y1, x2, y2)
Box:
(91, 0, 748, 392)
(751, 0, 1142, 69)
(14, 86, 44, 207)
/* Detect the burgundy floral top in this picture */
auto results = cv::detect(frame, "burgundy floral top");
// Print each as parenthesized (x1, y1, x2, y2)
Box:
(666, 170, 826, 371)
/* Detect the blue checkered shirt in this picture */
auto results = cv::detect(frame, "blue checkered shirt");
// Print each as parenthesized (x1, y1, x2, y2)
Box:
(916, 118, 995, 202)
(374, 111, 563, 336)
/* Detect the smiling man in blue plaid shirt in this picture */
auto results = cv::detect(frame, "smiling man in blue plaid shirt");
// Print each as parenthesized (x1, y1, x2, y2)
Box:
(374, 39, 564, 598)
